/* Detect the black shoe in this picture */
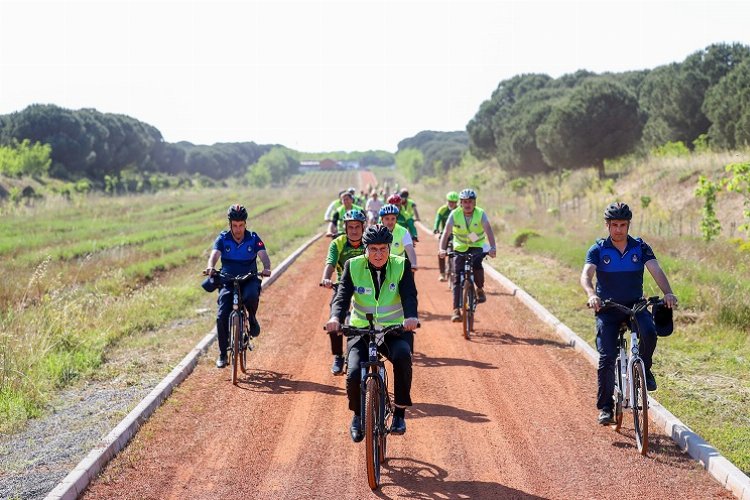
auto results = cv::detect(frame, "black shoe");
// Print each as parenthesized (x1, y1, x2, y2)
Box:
(646, 370, 657, 392)
(389, 415, 406, 435)
(215, 353, 228, 369)
(477, 288, 487, 303)
(598, 409, 616, 425)
(331, 355, 345, 375)
(350, 415, 364, 443)
(250, 317, 261, 338)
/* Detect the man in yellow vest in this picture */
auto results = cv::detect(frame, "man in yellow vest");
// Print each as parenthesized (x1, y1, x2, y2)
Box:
(378, 203, 418, 269)
(438, 188, 497, 322)
(325, 225, 419, 442)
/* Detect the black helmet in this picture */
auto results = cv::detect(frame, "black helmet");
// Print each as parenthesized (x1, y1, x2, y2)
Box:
(652, 300, 673, 337)
(343, 209, 367, 223)
(362, 224, 393, 245)
(227, 204, 248, 221)
(400, 188, 409, 197)
(604, 202, 632, 221)
(459, 188, 477, 200)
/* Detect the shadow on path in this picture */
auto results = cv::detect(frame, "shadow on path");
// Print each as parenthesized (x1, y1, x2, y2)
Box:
(408, 402, 490, 424)
(236, 370, 344, 396)
(469, 330, 566, 348)
(412, 352, 497, 370)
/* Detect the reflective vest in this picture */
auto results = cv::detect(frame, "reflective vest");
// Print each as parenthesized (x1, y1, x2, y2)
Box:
(451, 207, 486, 252)
(389, 224, 409, 256)
(400, 199, 416, 220)
(349, 254, 406, 328)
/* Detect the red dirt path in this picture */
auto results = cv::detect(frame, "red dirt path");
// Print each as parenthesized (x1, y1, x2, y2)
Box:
(82, 235, 730, 499)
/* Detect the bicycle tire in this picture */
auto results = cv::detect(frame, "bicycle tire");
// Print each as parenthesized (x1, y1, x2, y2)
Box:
(364, 377, 381, 490)
(230, 313, 241, 385)
(239, 316, 248, 375)
(631, 358, 649, 454)
(614, 358, 624, 431)
(461, 279, 473, 340)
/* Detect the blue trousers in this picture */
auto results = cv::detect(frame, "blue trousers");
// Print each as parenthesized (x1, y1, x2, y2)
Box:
(216, 279, 261, 354)
(595, 309, 657, 410)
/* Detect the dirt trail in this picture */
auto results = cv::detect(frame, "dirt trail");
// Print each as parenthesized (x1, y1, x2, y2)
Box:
(83, 234, 730, 499)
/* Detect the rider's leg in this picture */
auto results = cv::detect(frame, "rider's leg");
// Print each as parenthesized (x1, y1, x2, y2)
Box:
(241, 279, 262, 336)
(345, 337, 368, 415)
(595, 312, 624, 410)
(216, 287, 233, 355)
(384, 332, 414, 410)
(635, 310, 658, 372)
(438, 255, 446, 275)
(452, 253, 467, 309)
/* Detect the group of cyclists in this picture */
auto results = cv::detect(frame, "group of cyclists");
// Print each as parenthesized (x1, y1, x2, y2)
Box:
(204, 187, 677, 441)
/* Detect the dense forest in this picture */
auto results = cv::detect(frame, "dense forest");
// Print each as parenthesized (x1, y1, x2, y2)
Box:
(465, 42, 750, 178)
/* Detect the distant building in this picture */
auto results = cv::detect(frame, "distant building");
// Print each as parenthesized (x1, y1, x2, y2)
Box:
(340, 160, 360, 170)
(299, 160, 320, 173)
(319, 158, 338, 170)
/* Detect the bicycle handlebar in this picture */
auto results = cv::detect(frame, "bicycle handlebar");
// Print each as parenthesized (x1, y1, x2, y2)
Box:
(204, 270, 258, 283)
(597, 296, 663, 315)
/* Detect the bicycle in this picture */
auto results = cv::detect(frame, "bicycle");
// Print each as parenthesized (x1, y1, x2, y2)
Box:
(340, 315, 404, 490)
(597, 296, 663, 455)
(445, 237, 455, 291)
(455, 251, 487, 340)
(208, 270, 259, 385)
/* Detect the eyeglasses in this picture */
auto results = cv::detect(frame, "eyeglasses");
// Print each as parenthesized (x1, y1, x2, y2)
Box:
(367, 247, 390, 254)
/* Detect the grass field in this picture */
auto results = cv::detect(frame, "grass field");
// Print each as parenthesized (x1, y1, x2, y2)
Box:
(377, 152, 750, 473)
(0, 171, 357, 432)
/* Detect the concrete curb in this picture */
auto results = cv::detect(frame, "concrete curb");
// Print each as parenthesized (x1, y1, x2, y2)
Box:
(418, 221, 749, 499)
(45, 232, 325, 500)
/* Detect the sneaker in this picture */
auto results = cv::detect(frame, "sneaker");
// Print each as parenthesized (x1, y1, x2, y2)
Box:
(438, 273, 447, 282)
(598, 409, 616, 425)
(451, 309, 461, 322)
(331, 355, 345, 376)
(645, 370, 657, 392)
(477, 288, 487, 303)
(250, 317, 261, 338)
(350, 415, 364, 443)
(215, 353, 228, 369)
(389, 415, 406, 435)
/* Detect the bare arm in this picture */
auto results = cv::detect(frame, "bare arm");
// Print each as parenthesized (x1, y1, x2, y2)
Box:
(321, 263, 336, 287)
(206, 249, 221, 274)
(482, 216, 497, 258)
(580, 263, 600, 311)
(439, 217, 454, 253)
(412, 204, 421, 221)
(257, 249, 272, 276)
(645, 260, 678, 308)
(405, 244, 418, 269)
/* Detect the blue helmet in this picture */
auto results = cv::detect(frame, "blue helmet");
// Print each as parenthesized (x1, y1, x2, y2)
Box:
(379, 204, 400, 217)
(343, 209, 367, 223)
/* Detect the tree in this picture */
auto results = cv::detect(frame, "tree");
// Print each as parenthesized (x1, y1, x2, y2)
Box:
(703, 58, 750, 149)
(395, 148, 424, 182)
(537, 78, 643, 177)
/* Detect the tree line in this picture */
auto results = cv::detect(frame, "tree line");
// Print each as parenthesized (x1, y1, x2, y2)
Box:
(465, 42, 750, 178)
(395, 130, 469, 181)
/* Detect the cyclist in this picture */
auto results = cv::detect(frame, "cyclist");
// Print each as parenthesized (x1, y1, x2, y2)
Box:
(387, 193, 418, 241)
(365, 191, 383, 225)
(433, 191, 459, 281)
(438, 188, 497, 322)
(332, 191, 364, 235)
(320, 209, 367, 375)
(324, 190, 346, 236)
(379, 204, 417, 269)
(580, 202, 678, 426)
(205, 204, 272, 368)
(325, 224, 419, 442)
(398, 189, 420, 241)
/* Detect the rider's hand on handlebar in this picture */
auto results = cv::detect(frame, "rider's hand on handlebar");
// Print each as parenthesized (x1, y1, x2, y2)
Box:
(433, 229, 439, 234)
(587, 295, 602, 312)
(325, 318, 341, 333)
(438, 249, 447, 258)
(204, 267, 216, 277)
(663, 292, 678, 308)
(321, 278, 333, 288)
(488, 249, 497, 258)
(260, 269, 272, 277)
(403, 317, 419, 331)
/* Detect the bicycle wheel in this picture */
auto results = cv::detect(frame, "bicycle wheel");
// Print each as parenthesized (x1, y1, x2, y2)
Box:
(364, 377, 381, 490)
(462, 282, 474, 339)
(613, 358, 624, 431)
(631, 358, 649, 454)
(239, 316, 248, 375)
(230, 313, 241, 385)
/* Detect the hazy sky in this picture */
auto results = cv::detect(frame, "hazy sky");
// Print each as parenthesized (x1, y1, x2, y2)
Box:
(1, 0, 749, 152)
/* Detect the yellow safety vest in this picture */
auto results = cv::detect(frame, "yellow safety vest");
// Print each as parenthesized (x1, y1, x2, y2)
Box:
(349, 254, 406, 328)
(451, 207, 486, 252)
(389, 224, 409, 256)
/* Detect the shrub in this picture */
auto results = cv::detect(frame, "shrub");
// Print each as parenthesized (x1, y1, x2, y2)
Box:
(652, 141, 690, 158)
(512, 229, 540, 247)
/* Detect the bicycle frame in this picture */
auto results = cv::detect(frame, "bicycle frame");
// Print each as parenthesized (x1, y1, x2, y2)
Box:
(213, 270, 258, 385)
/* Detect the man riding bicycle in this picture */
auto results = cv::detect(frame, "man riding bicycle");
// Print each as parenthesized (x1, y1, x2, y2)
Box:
(365, 191, 383, 225)
(379, 203, 417, 269)
(580, 202, 678, 425)
(205, 204, 272, 368)
(332, 191, 365, 236)
(320, 209, 367, 375)
(438, 189, 497, 322)
(325, 225, 419, 442)
(397, 189, 420, 241)
(433, 191, 459, 281)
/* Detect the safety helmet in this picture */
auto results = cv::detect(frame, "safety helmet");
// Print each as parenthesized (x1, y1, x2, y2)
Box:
(400, 188, 409, 197)
(652, 301, 674, 337)
(379, 204, 400, 217)
(387, 194, 402, 205)
(459, 189, 477, 200)
(446, 191, 459, 202)
(362, 224, 393, 245)
(604, 202, 632, 221)
(227, 204, 248, 221)
(348, 187, 357, 195)
(343, 209, 367, 223)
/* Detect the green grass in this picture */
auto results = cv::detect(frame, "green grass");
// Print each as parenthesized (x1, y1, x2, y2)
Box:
(0, 170, 359, 433)
(395, 153, 750, 473)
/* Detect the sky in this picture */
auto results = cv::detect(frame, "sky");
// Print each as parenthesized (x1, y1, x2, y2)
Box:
(1, 0, 749, 153)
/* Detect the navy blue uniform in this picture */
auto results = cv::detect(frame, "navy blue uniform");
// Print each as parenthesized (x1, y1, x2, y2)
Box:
(585, 235, 658, 411)
(213, 230, 265, 354)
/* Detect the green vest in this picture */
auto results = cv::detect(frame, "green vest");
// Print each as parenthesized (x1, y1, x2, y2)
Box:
(389, 224, 409, 256)
(349, 254, 406, 328)
(400, 199, 416, 220)
(329, 235, 365, 279)
(336, 203, 364, 232)
(451, 207, 486, 252)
